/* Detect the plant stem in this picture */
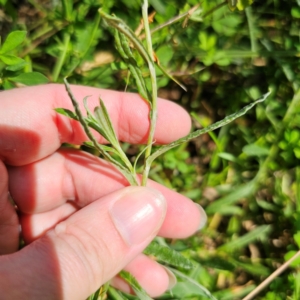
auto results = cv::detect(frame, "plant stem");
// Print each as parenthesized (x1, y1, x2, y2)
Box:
(139, 4, 200, 39)
(245, 6, 258, 54)
(139, 1, 228, 40)
(141, 0, 157, 186)
(52, 32, 70, 82)
(242, 250, 300, 300)
(21, 23, 68, 57)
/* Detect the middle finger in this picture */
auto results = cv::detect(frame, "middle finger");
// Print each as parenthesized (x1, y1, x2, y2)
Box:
(9, 148, 204, 242)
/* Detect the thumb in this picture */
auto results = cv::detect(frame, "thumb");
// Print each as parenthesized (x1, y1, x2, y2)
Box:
(1, 186, 166, 299)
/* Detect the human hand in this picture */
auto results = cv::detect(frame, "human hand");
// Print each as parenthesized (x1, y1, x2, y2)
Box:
(0, 84, 206, 299)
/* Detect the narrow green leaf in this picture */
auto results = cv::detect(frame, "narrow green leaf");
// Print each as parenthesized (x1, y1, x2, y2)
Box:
(93, 99, 119, 148)
(83, 141, 118, 155)
(108, 287, 130, 300)
(9, 72, 49, 85)
(157, 63, 187, 91)
(62, 0, 73, 21)
(217, 152, 237, 162)
(0, 31, 27, 54)
(146, 91, 271, 167)
(0, 54, 24, 65)
(63, 78, 138, 186)
(242, 144, 269, 157)
(114, 30, 150, 102)
(99, 10, 152, 66)
(144, 242, 193, 270)
(206, 181, 256, 214)
(55, 108, 77, 120)
(92, 99, 134, 173)
(99, 7, 158, 186)
(119, 271, 153, 300)
(170, 268, 217, 300)
(218, 225, 272, 252)
(196, 256, 235, 271)
(230, 258, 270, 276)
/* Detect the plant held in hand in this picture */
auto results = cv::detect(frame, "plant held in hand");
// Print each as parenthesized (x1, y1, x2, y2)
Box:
(56, 1, 270, 298)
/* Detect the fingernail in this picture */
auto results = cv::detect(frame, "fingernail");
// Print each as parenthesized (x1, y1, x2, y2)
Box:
(162, 266, 177, 290)
(195, 204, 207, 230)
(109, 187, 166, 246)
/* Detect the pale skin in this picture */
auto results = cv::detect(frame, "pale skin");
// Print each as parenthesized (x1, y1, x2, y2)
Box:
(0, 84, 205, 299)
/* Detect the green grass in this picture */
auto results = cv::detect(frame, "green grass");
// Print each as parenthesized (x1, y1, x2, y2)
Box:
(1, 0, 300, 299)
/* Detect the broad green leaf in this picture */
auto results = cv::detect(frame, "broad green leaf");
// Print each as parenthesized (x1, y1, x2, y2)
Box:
(156, 44, 173, 66)
(9, 72, 49, 85)
(144, 242, 193, 270)
(294, 232, 300, 248)
(212, 14, 242, 37)
(5, 61, 28, 71)
(284, 251, 300, 267)
(292, 7, 300, 18)
(242, 144, 269, 157)
(0, 54, 24, 65)
(75, 17, 100, 56)
(119, 271, 152, 300)
(2, 79, 15, 90)
(0, 31, 27, 54)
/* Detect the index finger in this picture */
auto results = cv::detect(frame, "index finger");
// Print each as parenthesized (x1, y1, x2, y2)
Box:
(0, 84, 191, 166)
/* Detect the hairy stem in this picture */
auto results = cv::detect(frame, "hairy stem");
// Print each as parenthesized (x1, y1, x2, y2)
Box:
(141, 0, 157, 186)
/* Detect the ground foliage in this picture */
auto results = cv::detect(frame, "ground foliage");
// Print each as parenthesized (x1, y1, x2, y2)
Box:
(1, 0, 300, 299)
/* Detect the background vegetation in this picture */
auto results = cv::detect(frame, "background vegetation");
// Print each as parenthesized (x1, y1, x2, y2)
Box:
(1, 0, 300, 299)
